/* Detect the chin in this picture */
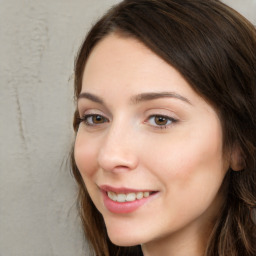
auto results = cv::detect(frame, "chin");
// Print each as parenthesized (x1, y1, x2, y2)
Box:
(108, 234, 142, 247)
(106, 228, 144, 247)
(110, 238, 139, 247)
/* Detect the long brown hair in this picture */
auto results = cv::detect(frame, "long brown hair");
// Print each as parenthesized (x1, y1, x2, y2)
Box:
(71, 0, 256, 255)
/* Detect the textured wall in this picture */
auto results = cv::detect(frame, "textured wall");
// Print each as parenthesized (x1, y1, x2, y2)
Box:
(0, 1, 119, 255)
(0, 1, 255, 256)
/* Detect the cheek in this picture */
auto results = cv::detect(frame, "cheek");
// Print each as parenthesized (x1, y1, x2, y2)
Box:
(141, 126, 227, 227)
(143, 120, 226, 191)
(74, 132, 99, 178)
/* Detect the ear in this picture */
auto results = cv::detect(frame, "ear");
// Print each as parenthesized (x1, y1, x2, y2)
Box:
(230, 144, 245, 171)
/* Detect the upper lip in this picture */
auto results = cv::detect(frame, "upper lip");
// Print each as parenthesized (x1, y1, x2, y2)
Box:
(100, 185, 155, 193)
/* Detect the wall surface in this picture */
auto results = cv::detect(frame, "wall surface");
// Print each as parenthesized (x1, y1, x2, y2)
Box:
(0, 1, 120, 255)
(0, 1, 255, 256)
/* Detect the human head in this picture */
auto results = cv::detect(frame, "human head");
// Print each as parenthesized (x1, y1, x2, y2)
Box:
(72, 1, 256, 255)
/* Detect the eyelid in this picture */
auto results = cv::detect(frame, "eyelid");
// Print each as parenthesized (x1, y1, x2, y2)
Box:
(78, 106, 105, 116)
(78, 108, 110, 127)
(144, 114, 179, 129)
(77, 102, 112, 120)
(79, 114, 109, 126)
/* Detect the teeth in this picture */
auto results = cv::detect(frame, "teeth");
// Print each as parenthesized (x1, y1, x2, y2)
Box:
(117, 193, 126, 202)
(107, 191, 153, 202)
(143, 192, 150, 197)
(108, 191, 117, 201)
(136, 192, 143, 200)
(126, 193, 136, 201)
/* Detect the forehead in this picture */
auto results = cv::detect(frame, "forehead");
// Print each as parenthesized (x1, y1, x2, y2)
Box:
(83, 33, 164, 80)
(81, 33, 197, 99)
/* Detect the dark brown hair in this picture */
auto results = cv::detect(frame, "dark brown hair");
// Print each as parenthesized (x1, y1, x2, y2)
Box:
(72, 0, 256, 255)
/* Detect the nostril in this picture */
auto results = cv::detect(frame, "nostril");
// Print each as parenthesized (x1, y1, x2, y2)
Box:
(111, 165, 135, 173)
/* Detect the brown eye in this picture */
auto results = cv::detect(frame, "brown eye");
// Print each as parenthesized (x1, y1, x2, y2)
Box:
(92, 115, 105, 124)
(154, 116, 169, 125)
(81, 114, 108, 126)
(147, 115, 176, 129)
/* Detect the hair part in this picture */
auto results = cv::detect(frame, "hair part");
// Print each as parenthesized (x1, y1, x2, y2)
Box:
(72, 1, 256, 255)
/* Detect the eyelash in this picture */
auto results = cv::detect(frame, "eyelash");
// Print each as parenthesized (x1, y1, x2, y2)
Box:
(146, 115, 178, 129)
(78, 114, 109, 127)
(78, 114, 178, 129)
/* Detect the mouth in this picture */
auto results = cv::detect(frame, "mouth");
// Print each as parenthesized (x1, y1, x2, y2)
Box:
(107, 191, 155, 203)
(100, 185, 159, 214)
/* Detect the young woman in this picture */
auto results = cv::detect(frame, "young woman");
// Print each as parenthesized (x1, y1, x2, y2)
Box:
(71, 0, 256, 255)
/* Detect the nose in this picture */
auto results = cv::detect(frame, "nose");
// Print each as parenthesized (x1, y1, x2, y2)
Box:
(97, 123, 139, 173)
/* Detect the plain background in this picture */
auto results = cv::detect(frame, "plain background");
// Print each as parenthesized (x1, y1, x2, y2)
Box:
(0, 1, 255, 255)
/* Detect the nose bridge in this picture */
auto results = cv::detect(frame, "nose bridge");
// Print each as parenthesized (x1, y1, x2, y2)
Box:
(98, 118, 138, 172)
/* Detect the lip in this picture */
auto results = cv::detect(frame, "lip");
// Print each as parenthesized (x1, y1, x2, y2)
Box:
(100, 185, 154, 193)
(100, 185, 159, 214)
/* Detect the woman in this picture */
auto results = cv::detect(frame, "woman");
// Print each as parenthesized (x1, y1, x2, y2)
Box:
(71, 0, 256, 255)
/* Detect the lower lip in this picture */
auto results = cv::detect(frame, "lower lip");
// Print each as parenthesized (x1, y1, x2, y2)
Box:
(102, 191, 158, 214)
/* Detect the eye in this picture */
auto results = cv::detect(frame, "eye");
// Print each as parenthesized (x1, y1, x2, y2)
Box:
(79, 114, 109, 126)
(147, 115, 177, 128)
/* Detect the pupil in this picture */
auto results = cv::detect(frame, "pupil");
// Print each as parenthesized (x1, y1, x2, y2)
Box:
(156, 116, 167, 125)
(94, 115, 103, 123)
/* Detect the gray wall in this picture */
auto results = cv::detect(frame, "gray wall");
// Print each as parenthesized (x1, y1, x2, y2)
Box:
(0, 1, 255, 256)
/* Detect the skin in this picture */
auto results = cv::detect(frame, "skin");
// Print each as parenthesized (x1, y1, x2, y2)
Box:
(74, 33, 231, 256)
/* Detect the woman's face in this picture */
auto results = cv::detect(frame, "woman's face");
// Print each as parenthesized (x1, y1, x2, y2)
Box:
(75, 33, 229, 252)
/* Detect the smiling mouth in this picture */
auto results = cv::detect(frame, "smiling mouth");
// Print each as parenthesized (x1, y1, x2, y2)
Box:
(107, 191, 156, 203)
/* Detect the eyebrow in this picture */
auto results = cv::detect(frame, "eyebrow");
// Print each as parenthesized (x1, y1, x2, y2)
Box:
(78, 91, 192, 105)
(78, 92, 104, 104)
(131, 92, 192, 105)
